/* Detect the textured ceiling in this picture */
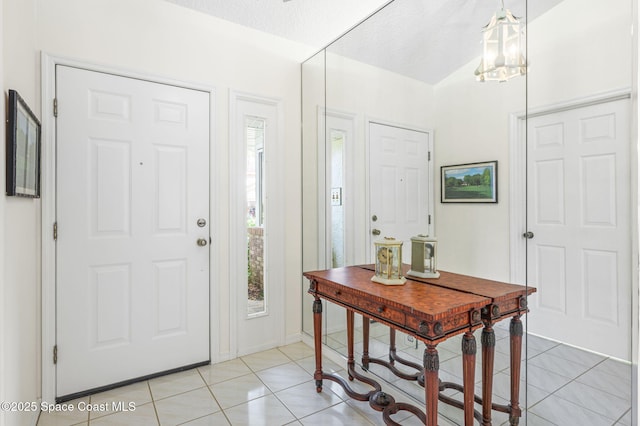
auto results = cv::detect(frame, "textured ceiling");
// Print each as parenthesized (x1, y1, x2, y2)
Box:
(327, 0, 566, 84)
(165, 0, 565, 84)
(165, 0, 392, 50)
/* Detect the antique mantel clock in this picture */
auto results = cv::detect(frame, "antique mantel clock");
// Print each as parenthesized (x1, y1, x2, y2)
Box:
(407, 234, 440, 279)
(372, 237, 406, 285)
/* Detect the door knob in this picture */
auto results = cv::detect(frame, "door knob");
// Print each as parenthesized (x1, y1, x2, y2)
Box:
(197, 238, 208, 247)
(523, 231, 534, 239)
(372, 229, 381, 236)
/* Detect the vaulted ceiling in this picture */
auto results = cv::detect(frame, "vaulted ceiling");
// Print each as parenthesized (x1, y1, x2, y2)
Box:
(165, 0, 565, 84)
(164, 0, 391, 50)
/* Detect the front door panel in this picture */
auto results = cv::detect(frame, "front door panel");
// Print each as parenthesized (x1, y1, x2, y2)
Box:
(56, 66, 210, 397)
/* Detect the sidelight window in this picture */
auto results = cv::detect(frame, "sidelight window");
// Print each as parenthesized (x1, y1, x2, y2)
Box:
(246, 118, 266, 315)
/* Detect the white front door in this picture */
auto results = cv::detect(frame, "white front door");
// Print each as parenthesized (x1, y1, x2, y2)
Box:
(526, 98, 631, 360)
(230, 93, 284, 356)
(369, 123, 434, 262)
(56, 66, 210, 398)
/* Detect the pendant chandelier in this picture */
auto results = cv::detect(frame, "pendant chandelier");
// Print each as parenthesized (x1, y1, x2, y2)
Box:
(474, 1, 527, 82)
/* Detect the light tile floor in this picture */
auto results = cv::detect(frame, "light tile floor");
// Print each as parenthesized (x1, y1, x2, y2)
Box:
(37, 323, 633, 426)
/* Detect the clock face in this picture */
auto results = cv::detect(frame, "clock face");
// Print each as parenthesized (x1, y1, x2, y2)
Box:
(377, 247, 393, 264)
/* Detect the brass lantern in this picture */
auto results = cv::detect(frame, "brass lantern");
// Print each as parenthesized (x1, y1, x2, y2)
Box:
(372, 237, 406, 285)
(407, 234, 440, 279)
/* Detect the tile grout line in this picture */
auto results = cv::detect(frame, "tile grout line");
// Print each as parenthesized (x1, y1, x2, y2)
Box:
(612, 407, 632, 426)
(196, 367, 231, 426)
(148, 380, 161, 426)
(271, 345, 372, 424)
(525, 356, 625, 425)
(522, 337, 605, 425)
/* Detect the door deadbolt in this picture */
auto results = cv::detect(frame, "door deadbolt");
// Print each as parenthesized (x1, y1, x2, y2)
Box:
(197, 218, 207, 227)
(197, 238, 208, 247)
(372, 215, 378, 222)
(523, 231, 534, 239)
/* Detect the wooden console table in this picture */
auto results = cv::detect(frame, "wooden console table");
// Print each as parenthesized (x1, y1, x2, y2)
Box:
(304, 265, 535, 426)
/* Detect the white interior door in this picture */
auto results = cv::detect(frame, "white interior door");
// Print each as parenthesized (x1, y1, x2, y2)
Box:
(369, 123, 433, 263)
(526, 98, 631, 360)
(56, 66, 210, 398)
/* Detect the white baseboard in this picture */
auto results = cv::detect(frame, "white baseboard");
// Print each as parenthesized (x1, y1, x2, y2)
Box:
(284, 332, 302, 346)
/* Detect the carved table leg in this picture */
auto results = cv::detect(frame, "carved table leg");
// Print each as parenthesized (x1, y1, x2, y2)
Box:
(347, 309, 355, 380)
(424, 344, 439, 426)
(509, 316, 524, 425)
(481, 324, 496, 426)
(313, 298, 323, 392)
(362, 315, 370, 370)
(389, 328, 397, 364)
(462, 331, 477, 426)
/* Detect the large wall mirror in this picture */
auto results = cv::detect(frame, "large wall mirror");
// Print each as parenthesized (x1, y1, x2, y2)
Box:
(302, 0, 636, 424)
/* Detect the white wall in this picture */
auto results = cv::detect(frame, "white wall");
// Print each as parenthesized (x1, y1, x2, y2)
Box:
(3, 0, 42, 424)
(434, 0, 633, 281)
(0, 0, 6, 423)
(3, 0, 306, 420)
(434, 67, 524, 280)
(527, 0, 633, 107)
(635, 1, 640, 420)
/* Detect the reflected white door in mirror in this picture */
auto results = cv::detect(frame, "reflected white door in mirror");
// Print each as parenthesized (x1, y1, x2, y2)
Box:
(369, 122, 434, 264)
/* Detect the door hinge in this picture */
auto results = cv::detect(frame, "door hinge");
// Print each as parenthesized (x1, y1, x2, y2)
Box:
(428, 214, 432, 225)
(53, 345, 58, 364)
(53, 98, 58, 117)
(53, 222, 58, 241)
(428, 151, 431, 161)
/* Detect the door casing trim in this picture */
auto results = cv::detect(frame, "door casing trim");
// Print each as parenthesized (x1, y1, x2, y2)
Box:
(40, 53, 217, 404)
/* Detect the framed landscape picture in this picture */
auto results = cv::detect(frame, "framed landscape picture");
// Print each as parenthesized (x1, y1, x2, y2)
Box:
(6, 89, 41, 198)
(441, 161, 497, 203)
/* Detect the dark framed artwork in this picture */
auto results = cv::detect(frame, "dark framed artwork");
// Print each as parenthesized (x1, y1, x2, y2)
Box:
(6, 89, 41, 198)
(441, 161, 498, 203)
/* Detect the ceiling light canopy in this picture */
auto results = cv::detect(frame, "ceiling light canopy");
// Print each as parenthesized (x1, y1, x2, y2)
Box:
(475, 1, 527, 82)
